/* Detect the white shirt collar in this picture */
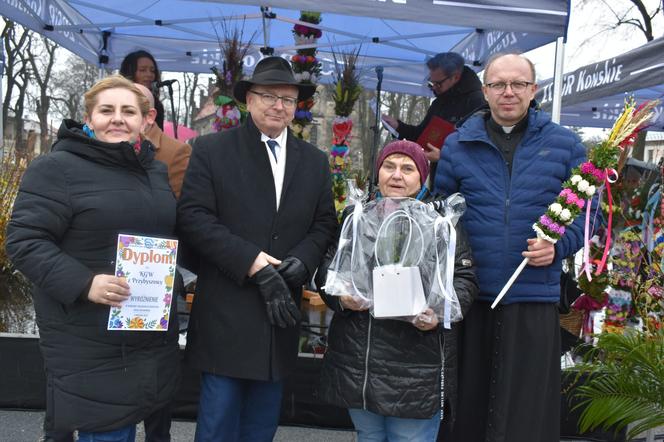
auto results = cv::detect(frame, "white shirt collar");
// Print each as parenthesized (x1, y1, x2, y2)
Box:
(259, 127, 288, 210)
(260, 128, 288, 151)
(501, 124, 516, 134)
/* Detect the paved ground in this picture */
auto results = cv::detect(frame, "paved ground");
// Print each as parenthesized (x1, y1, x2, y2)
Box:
(2, 410, 662, 442)
(0, 410, 357, 442)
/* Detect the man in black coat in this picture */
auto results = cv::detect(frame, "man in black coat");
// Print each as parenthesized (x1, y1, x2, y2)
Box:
(177, 57, 337, 441)
(382, 52, 485, 185)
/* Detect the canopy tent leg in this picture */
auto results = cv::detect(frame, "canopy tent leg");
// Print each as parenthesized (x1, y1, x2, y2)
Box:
(1, 48, 4, 159)
(368, 66, 384, 197)
(98, 30, 112, 80)
(260, 6, 275, 56)
(551, 36, 565, 124)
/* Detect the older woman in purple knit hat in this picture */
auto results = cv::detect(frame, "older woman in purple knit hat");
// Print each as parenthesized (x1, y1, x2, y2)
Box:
(317, 140, 478, 441)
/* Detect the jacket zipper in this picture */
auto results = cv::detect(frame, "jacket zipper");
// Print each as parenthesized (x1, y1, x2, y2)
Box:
(484, 137, 513, 284)
(361, 315, 373, 409)
(503, 155, 513, 284)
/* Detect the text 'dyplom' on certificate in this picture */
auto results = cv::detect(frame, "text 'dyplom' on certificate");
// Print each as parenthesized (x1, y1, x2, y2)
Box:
(108, 234, 178, 331)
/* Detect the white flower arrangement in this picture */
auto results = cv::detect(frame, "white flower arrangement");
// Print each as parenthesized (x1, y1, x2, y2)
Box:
(560, 208, 572, 223)
(549, 202, 563, 215)
(577, 179, 590, 192)
(294, 34, 319, 46)
(570, 175, 582, 184)
(586, 185, 596, 197)
(532, 223, 557, 243)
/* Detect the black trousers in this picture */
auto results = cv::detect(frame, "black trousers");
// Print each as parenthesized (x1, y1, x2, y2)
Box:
(448, 301, 561, 442)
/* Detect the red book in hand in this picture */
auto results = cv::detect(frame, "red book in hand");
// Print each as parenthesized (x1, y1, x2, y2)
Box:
(415, 116, 456, 152)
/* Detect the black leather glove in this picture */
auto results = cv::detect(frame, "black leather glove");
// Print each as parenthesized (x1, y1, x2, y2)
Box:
(252, 265, 301, 328)
(277, 256, 309, 289)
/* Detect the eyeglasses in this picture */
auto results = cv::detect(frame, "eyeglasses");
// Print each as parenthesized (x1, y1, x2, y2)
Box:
(248, 90, 298, 108)
(484, 81, 534, 94)
(427, 76, 450, 89)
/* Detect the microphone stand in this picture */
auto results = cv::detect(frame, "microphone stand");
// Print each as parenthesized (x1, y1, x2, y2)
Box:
(165, 82, 178, 140)
(368, 66, 384, 197)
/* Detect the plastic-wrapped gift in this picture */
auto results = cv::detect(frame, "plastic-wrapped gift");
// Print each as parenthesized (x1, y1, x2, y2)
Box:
(324, 183, 465, 328)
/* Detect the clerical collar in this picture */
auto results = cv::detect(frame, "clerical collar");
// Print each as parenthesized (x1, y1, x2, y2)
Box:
(487, 114, 528, 135)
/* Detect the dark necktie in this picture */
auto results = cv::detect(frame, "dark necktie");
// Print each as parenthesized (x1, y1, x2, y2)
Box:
(266, 139, 279, 162)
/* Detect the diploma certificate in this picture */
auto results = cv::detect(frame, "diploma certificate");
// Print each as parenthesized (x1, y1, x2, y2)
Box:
(107, 234, 178, 331)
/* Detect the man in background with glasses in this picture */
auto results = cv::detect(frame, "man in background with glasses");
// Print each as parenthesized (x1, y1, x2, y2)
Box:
(434, 53, 588, 442)
(382, 52, 485, 185)
(177, 56, 337, 441)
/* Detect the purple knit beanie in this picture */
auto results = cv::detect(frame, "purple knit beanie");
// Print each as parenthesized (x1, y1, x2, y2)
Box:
(376, 140, 429, 186)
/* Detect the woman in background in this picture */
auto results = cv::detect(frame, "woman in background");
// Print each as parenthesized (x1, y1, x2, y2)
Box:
(6, 75, 179, 442)
(120, 49, 165, 130)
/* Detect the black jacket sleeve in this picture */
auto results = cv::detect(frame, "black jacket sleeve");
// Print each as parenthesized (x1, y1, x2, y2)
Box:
(397, 103, 435, 142)
(6, 155, 95, 304)
(176, 139, 262, 285)
(451, 222, 479, 318)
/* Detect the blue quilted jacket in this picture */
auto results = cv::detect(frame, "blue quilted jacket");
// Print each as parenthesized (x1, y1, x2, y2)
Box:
(434, 108, 587, 304)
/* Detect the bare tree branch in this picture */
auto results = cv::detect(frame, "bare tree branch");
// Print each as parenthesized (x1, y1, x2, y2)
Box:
(27, 36, 58, 153)
(629, 0, 654, 41)
(3, 20, 33, 157)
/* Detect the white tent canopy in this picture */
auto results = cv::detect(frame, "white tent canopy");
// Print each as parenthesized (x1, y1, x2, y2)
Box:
(1, 0, 570, 96)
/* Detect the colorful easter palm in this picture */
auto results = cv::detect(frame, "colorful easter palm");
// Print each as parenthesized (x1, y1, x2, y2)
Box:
(492, 99, 660, 309)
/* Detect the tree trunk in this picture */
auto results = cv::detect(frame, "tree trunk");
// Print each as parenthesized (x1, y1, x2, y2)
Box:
(183, 73, 200, 127)
(14, 84, 27, 158)
(28, 36, 57, 154)
(37, 96, 51, 153)
(2, 20, 30, 140)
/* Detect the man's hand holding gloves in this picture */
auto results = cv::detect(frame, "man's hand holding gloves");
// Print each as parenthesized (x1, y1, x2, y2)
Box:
(252, 264, 301, 328)
(277, 256, 309, 289)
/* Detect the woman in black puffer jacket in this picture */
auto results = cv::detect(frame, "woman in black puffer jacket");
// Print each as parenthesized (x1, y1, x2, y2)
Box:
(6, 76, 179, 441)
(317, 140, 478, 441)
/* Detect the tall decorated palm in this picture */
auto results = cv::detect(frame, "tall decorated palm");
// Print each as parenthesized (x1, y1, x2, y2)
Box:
(290, 11, 322, 141)
(330, 48, 362, 215)
(210, 19, 255, 132)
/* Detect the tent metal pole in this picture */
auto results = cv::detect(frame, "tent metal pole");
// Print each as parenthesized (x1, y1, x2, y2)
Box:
(368, 66, 384, 197)
(1, 47, 4, 159)
(98, 30, 111, 80)
(260, 6, 275, 56)
(551, 36, 565, 124)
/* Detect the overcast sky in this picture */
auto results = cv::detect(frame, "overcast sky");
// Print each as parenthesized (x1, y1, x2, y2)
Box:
(527, 0, 663, 81)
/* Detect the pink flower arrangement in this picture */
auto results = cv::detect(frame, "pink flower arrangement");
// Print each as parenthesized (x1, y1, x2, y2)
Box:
(534, 100, 659, 244)
(559, 188, 586, 209)
(580, 161, 607, 182)
(293, 24, 322, 38)
(213, 103, 242, 132)
(539, 214, 566, 235)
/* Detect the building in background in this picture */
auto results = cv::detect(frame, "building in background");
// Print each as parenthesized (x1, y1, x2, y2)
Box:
(645, 132, 664, 164)
(2, 115, 57, 157)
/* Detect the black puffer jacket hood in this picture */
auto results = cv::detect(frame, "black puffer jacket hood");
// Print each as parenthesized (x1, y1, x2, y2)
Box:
(55, 119, 156, 169)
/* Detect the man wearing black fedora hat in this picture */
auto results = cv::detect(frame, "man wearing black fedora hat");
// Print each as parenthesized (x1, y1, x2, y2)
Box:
(177, 56, 337, 441)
